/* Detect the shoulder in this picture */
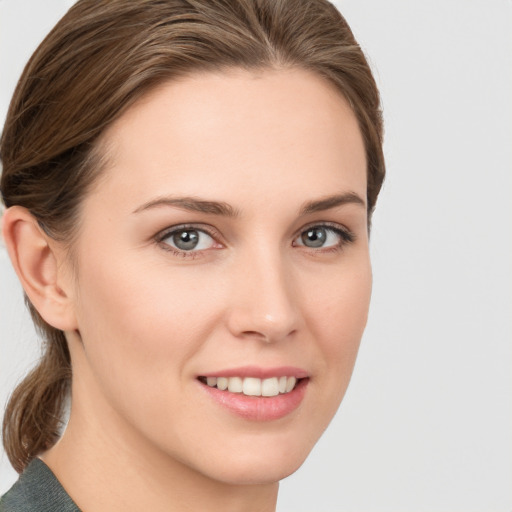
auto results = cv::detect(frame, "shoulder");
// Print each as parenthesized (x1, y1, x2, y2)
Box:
(0, 458, 81, 512)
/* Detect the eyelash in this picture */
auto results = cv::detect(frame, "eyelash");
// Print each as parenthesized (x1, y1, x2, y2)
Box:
(154, 222, 356, 259)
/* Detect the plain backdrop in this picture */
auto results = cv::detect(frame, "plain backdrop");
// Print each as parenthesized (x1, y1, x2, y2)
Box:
(1, 1, 511, 511)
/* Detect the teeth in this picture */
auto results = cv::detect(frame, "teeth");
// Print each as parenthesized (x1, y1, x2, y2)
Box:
(243, 377, 261, 396)
(278, 376, 287, 393)
(204, 376, 299, 396)
(285, 376, 297, 393)
(261, 377, 279, 397)
(217, 377, 228, 390)
(227, 377, 243, 393)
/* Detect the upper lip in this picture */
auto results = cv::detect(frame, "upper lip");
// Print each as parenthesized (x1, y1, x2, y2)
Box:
(198, 366, 309, 379)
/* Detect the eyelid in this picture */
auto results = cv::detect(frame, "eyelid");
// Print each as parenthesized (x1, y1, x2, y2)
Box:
(155, 223, 218, 241)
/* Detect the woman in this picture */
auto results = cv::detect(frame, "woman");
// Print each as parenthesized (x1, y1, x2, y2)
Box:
(0, 0, 384, 510)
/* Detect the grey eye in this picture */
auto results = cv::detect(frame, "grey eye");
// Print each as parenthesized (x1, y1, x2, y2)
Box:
(301, 227, 328, 248)
(172, 229, 200, 250)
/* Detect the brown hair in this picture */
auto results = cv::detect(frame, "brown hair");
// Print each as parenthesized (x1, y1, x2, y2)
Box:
(0, 0, 385, 473)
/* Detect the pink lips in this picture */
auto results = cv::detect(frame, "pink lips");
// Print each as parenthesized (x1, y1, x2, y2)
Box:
(198, 366, 309, 421)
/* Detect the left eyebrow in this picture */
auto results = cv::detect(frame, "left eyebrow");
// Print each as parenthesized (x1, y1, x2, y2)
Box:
(299, 192, 366, 215)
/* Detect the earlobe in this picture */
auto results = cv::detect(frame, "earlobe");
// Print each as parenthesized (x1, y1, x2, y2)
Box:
(2, 206, 78, 331)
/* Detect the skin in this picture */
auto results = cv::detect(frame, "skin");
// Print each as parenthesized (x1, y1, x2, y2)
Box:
(4, 68, 370, 512)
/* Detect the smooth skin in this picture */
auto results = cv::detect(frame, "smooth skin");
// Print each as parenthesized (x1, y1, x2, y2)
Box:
(3, 68, 371, 512)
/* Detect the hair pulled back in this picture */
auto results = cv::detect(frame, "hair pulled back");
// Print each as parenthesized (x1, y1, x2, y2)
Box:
(0, 0, 385, 473)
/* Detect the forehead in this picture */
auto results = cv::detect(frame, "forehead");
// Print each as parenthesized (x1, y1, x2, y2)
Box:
(91, 68, 367, 213)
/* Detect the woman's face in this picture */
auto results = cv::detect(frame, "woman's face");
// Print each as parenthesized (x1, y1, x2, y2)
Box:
(65, 68, 370, 484)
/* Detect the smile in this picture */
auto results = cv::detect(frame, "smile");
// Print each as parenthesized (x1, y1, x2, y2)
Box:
(199, 376, 298, 397)
(197, 369, 309, 421)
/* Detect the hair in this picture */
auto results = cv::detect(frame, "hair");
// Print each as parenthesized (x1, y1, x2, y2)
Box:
(0, 0, 385, 473)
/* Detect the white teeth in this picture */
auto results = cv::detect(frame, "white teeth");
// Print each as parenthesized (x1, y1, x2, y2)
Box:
(227, 376, 243, 393)
(261, 377, 279, 397)
(243, 377, 261, 396)
(285, 376, 296, 393)
(204, 375, 299, 396)
(217, 377, 228, 390)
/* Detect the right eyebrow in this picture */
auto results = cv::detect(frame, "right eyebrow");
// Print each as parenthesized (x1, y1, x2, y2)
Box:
(132, 196, 239, 217)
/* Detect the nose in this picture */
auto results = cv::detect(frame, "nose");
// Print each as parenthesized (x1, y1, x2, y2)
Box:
(226, 248, 300, 344)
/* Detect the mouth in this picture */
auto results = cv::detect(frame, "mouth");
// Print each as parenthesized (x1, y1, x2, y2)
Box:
(197, 375, 301, 397)
(196, 368, 309, 421)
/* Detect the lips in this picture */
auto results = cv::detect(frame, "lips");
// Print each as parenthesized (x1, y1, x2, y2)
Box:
(197, 366, 309, 421)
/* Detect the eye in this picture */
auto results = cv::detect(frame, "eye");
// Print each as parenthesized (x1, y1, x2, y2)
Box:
(157, 226, 219, 253)
(294, 225, 354, 249)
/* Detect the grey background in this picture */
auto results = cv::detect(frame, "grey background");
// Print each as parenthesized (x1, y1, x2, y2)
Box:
(1, 1, 511, 510)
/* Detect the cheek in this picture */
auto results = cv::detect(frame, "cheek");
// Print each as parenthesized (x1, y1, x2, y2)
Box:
(71, 253, 222, 405)
(307, 257, 372, 349)
(76, 246, 217, 336)
(304, 259, 372, 403)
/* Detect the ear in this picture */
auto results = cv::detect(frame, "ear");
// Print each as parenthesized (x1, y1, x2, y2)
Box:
(2, 206, 78, 331)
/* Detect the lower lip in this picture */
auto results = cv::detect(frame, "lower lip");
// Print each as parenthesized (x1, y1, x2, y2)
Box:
(199, 378, 308, 421)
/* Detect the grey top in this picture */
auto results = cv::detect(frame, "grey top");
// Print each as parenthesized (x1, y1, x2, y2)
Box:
(0, 458, 80, 512)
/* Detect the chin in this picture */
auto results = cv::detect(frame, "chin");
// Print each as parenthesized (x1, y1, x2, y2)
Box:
(208, 456, 306, 486)
(189, 434, 316, 486)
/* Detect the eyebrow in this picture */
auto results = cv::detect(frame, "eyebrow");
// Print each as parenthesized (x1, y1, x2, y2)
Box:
(132, 196, 239, 217)
(133, 191, 365, 217)
(299, 192, 366, 215)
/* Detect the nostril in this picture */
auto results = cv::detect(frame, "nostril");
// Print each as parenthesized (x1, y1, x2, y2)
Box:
(241, 330, 271, 343)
